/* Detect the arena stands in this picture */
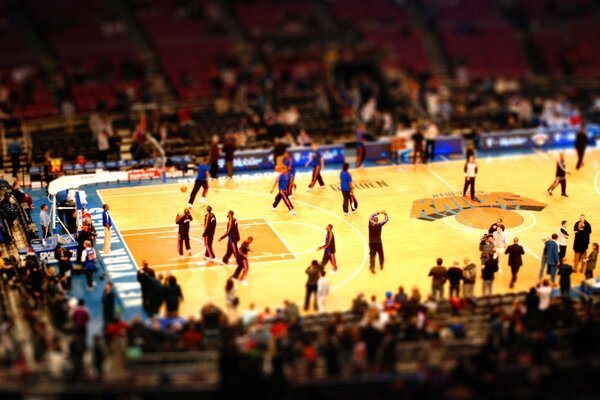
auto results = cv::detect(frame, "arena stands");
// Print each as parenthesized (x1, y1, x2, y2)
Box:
(1, 1, 600, 398)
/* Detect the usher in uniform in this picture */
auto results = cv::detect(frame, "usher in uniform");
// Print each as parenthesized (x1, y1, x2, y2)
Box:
(220, 215, 240, 264)
(203, 209, 217, 260)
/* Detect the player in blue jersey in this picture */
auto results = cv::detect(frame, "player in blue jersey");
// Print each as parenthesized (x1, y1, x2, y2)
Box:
(340, 162, 358, 216)
(317, 224, 337, 272)
(282, 151, 296, 197)
(188, 157, 210, 208)
(271, 166, 296, 215)
(305, 143, 325, 191)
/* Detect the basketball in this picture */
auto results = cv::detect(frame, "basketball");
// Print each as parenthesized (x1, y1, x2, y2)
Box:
(180, 186, 187, 193)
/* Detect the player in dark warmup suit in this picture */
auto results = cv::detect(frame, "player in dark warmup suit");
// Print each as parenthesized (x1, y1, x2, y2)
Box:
(547, 152, 570, 197)
(188, 157, 210, 208)
(306, 143, 325, 191)
(175, 208, 193, 257)
(231, 237, 253, 284)
(368, 210, 389, 273)
(203, 206, 217, 262)
(219, 210, 240, 264)
(340, 162, 358, 216)
(318, 224, 337, 272)
(271, 166, 296, 215)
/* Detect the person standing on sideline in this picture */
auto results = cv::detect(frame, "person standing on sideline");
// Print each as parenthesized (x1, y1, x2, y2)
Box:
(505, 237, 525, 289)
(317, 270, 329, 312)
(306, 143, 325, 191)
(558, 259, 574, 299)
(203, 206, 217, 262)
(340, 163, 358, 216)
(355, 124, 366, 168)
(411, 128, 426, 164)
(231, 237, 253, 284)
(479, 234, 494, 267)
(544, 233, 560, 284)
(428, 258, 447, 301)
(573, 214, 592, 273)
(558, 220, 569, 260)
(175, 208, 193, 257)
(424, 118, 439, 163)
(547, 152, 570, 197)
(223, 134, 236, 178)
(39, 204, 51, 239)
(492, 226, 507, 272)
(304, 260, 320, 311)
(219, 210, 240, 265)
(209, 135, 220, 179)
(101, 282, 115, 328)
(317, 224, 337, 272)
(81, 240, 97, 290)
(462, 258, 477, 298)
(482, 250, 499, 296)
(368, 210, 389, 273)
(447, 260, 463, 298)
(8, 138, 22, 178)
(187, 157, 210, 208)
(463, 155, 478, 201)
(270, 166, 296, 215)
(584, 242, 598, 279)
(102, 204, 112, 255)
(575, 127, 588, 170)
(282, 151, 296, 197)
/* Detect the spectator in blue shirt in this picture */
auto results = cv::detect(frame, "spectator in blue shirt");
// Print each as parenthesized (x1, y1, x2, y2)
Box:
(39, 204, 51, 238)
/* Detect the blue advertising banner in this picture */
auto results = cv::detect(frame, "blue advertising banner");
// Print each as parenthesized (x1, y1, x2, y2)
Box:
(480, 124, 599, 151)
(216, 144, 345, 172)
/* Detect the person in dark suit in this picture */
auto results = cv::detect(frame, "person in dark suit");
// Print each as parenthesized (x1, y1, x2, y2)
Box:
(573, 214, 592, 273)
(575, 128, 588, 170)
(505, 237, 525, 289)
(101, 282, 115, 328)
(558, 259, 574, 299)
(544, 233, 561, 284)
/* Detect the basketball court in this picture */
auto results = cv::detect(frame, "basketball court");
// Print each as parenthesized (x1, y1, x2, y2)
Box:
(98, 149, 600, 317)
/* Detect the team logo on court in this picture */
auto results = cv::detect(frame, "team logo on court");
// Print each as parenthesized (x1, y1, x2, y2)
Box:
(410, 192, 548, 222)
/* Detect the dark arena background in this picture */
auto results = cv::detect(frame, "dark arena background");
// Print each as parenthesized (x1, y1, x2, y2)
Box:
(1, 0, 600, 399)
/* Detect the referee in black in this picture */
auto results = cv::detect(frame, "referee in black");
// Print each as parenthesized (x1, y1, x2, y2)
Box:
(368, 210, 389, 273)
